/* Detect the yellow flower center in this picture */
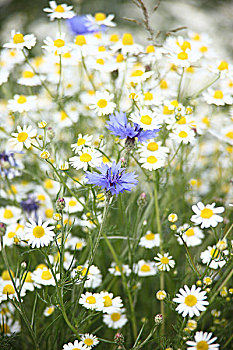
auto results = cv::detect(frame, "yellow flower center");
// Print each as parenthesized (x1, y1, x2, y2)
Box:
(2, 270, 14, 280)
(63, 52, 71, 58)
(196, 340, 209, 350)
(98, 46, 106, 52)
(13, 33, 24, 44)
(95, 12, 106, 21)
(60, 110, 68, 120)
(36, 264, 47, 270)
(160, 80, 168, 89)
(144, 92, 153, 101)
(97, 99, 107, 108)
(41, 270, 52, 280)
(177, 52, 188, 60)
(8, 231, 16, 238)
(76, 242, 83, 249)
(210, 248, 220, 259)
(103, 295, 113, 307)
(47, 306, 55, 315)
(3, 209, 13, 219)
(140, 115, 152, 125)
(17, 132, 28, 142)
(86, 296, 96, 304)
(140, 264, 151, 272)
(75, 35, 86, 46)
(145, 233, 155, 240)
(84, 339, 94, 346)
(200, 46, 208, 53)
(192, 33, 200, 41)
(147, 156, 157, 164)
(178, 131, 188, 138)
(116, 53, 124, 62)
(226, 131, 233, 139)
(160, 257, 169, 264)
(110, 34, 119, 42)
(96, 58, 105, 65)
(184, 295, 197, 307)
(80, 153, 92, 162)
(9, 50, 16, 56)
(180, 41, 191, 51)
(17, 95, 27, 104)
(3, 284, 15, 295)
(186, 66, 195, 73)
(22, 71, 34, 78)
(200, 208, 213, 219)
(33, 226, 45, 238)
(1, 324, 10, 333)
(69, 199, 76, 207)
(131, 70, 144, 77)
(177, 116, 186, 124)
(122, 33, 134, 45)
(202, 116, 210, 126)
(163, 106, 173, 115)
(24, 271, 33, 283)
(55, 5, 65, 12)
(146, 45, 155, 53)
(45, 208, 53, 218)
(111, 312, 121, 321)
(54, 39, 65, 47)
(102, 156, 109, 163)
(218, 61, 228, 71)
(77, 138, 86, 146)
(186, 228, 195, 237)
(213, 90, 223, 99)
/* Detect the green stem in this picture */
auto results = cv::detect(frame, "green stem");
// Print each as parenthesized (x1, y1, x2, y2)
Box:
(81, 54, 96, 90)
(177, 67, 184, 101)
(179, 234, 201, 277)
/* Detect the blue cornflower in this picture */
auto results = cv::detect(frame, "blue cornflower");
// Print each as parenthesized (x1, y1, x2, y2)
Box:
(20, 196, 40, 221)
(106, 111, 159, 143)
(0, 150, 21, 179)
(85, 161, 138, 196)
(67, 15, 105, 35)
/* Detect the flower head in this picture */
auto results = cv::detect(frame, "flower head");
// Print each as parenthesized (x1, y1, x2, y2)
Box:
(85, 161, 138, 196)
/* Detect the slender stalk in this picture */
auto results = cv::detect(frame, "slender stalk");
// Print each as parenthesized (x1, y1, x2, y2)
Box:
(177, 67, 184, 101)
(81, 54, 96, 90)
(179, 234, 201, 277)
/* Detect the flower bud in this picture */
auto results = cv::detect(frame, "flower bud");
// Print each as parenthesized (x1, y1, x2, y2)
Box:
(156, 290, 167, 301)
(114, 332, 124, 344)
(168, 213, 178, 222)
(154, 313, 163, 325)
(0, 222, 6, 236)
(56, 197, 65, 211)
(47, 127, 55, 140)
(38, 120, 47, 128)
(40, 150, 50, 160)
(137, 192, 147, 207)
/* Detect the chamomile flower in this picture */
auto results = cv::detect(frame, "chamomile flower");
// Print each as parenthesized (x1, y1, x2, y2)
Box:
(0, 280, 26, 302)
(17, 70, 41, 86)
(168, 48, 201, 68)
(154, 253, 175, 271)
(139, 231, 160, 248)
(44, 305, 55, 317)
(127, 67, 154, 85)
(43, 1, 75, 21)
(79, 292, 104, 311)
(130, 108, 162, 131)
(42, 32, 71, 55)
(86, 12, 116, 30)
(170, 126, 195, 144)
(0, 206, 21, 225)
(62, 340, 87, 350)
(31, 267, 56, 286)
(89, 91, 116, 116)
(67, 236, 86, 251)
(203, 88, 233, 106)
(4, 30, 36, 50)
(177, 224, 204, 247)
(24, 216, 55, 248)
(108, 263, 131, 276)
(186, 331, 219, 350)
(80, 334, 99, 349)
(74, 264, 102, 289)
(3, 223, 24, 247)
(64, 197, 83, 213)
(191, 202, 224, 228)
(173, 285, 209, 318)
(71, 134, 93, 153)
(103, 309, 128, 329)
(21, 271, 35, 292)
(8, 94, 37, 113)
(69, 147, 101, 171)
(200, 245, 228, 269)
(111, 33, 143, 55)
(138, 154, 166, 171)
(9, 125, 37, 151)
(100, 291, 123, 314)
(134, 260, 157, 277)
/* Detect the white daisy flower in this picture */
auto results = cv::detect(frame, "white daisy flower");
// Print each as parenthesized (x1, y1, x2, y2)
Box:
(62, 340, 87, 350)
(139, 231, 160, 248)
(74, 265, 102, 289)
(43, 1, 75, 21)
(0, 68, 9, 86)
(89, 91, 116, 116)
(138, 140, 169, 157)
(170, 126, 195, 144)
(108, 263, 131, 277)
(24, 216, 55, 248)
(79, 292, 104, 311)
(200, 245, 228, 269)
(177, 224, 204, 247)
(173, 285, 209, 318)
(42, 32, 71, 55)
(130, 108, 162, 131)
(43, 305, 55, 317)
(86, 12, 116, 31)
(154, 253, 175, 271)
(186, 331, 219, 350)
(67, 236, 86, 251)
(71, 134, 93, 153)
(103, 309, 128, 329)
(191, 202, 224, 228)
(0, 280, 26, 302)
(0, 206, 21, 225)
(0, 317, 21, 335)
(3, 30, 36, 50)
(3, 223, 24, 247)
(168, 48, 201, 68)
(100, 291, 123, 314)
(80, 334, 99, 349)
(134, 260, 157, 277)
(22, 271, 35, 292)
(127, 67, 154, 85)
(64, 196, 84, 213)
(111, 33, 143, 55)
(138, 154, 166, 171)
(139, 90, 164, 106)
(8, 94, 37, 113)
(69, 147, 101, 171)
(31, 267, 56, 286)
(203, 88, 233, 106)
(17, 70, 41, 86)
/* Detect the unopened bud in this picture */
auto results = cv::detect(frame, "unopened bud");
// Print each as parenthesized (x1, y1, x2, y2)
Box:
(56, 198, 65, 211)
(47, 127, 55, 140)
(114, 332, 124, 344)
(137, 192, 147, 207)
(0, 222, 6, 236)
(154, 313, 163, 325)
